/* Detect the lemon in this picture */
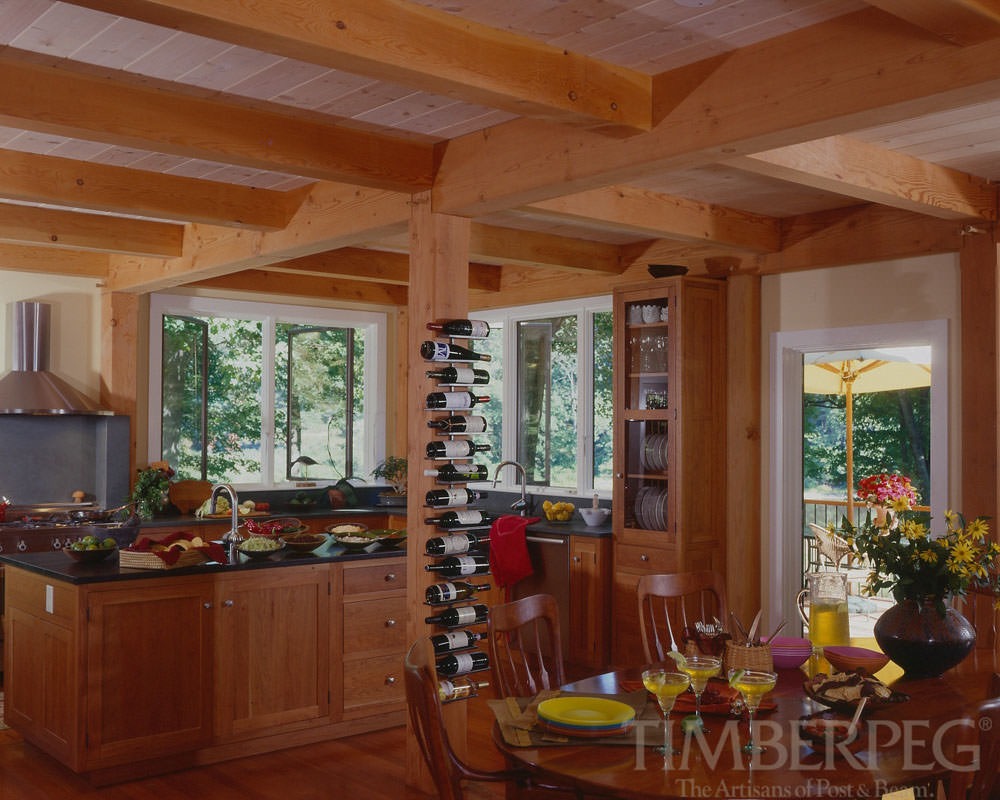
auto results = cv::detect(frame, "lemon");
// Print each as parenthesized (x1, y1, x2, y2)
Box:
(680, 714, 703, 734)
(667, 650, 687, 668)
(728, 669, 745, 688)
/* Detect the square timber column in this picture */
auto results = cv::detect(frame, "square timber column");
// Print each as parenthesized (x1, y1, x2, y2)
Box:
(404, 192, 473, 790)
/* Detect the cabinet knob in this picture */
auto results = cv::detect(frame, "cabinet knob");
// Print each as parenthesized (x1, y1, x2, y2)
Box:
(572, 556, 581, 563)
(384, 572, 397, 582)
(640, 553, 649, 562)
(203, 602, 213, 609)
(385, 618, 397, 628)
(615, 472, 623, 479)
(384, 675, 397, 686)
(223, 599, 234, 607)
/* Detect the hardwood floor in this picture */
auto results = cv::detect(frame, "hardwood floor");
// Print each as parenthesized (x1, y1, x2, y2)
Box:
(0, 694, 507, 800)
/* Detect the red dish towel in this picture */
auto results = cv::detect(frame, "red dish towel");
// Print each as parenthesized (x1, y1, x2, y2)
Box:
(488, 515, 539, 596)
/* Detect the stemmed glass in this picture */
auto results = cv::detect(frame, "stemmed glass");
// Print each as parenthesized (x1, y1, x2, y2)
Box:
(678, 655, 722, 733)
(730, 669, 778, 753)
(641, 668, 690, 755)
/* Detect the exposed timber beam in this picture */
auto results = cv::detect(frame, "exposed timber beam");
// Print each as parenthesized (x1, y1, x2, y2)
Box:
(62, 0, 651, 133)
(0, 203, 183, 256)
(0, 243, 109, 277)
(863, 0, 1000, 46)
(106, 183, 411, 294)
(433, 8, 1000, 217)
(0, 49, 434, 194)
(527, 185, 782, 254)
(727, 136, 998, 221)
(0, 149, 305, 230)
(192, 269, 409, 306)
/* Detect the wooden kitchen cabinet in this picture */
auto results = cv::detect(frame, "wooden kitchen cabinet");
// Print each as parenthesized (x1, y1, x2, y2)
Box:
(568, 535, 611, 671)
(611, 278, 726, 664)
(214, 564, 332, 739)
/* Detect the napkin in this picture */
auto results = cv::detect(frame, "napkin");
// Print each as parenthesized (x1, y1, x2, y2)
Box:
(509, 689, 561, 730)
(488, 515, 538, 596)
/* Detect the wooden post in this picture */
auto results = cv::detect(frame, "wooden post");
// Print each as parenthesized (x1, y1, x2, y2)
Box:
(100, 291, 139, 479)
(404, 192, 472, 791)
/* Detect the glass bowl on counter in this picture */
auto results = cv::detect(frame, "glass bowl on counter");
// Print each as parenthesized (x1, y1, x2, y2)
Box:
(236, 535, 285, 560)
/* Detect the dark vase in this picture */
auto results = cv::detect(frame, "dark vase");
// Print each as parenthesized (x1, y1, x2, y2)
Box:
(873, 598, 976, 678)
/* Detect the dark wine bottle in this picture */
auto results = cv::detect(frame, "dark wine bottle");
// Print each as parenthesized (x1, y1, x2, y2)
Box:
(436, 650, 490, 677)
(424, 603, 490, 627)
(425, 581, 492, 604)
(421, 340, 492, 363)
(424, 555, 491, 577)
(425, 440, 492, 459)
(429, 629, 489, 654)
(425, 391, 490, 410)
(424, 464, 489, 483)
(438, 677, 490, 702)
(427, 320, 491, 339)
(425, 532, 489, 556)
(424, 510, 498, 529)
(425, 366, 490, 385)
(425, 488, 489, 508)
(427, 415, 488, 434)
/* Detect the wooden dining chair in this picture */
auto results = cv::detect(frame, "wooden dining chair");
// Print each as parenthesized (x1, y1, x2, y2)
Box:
(637, 571, 728, 664)
(962, 584, 999, 653)
(488, 593, 566, 698)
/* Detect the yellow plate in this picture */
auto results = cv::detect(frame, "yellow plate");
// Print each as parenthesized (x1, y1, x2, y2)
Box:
(536, 697, 636, 728)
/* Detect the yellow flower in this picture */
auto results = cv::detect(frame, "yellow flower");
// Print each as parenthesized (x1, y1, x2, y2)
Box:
(918, 549, 938, 565)
(890, 496, 912, 513)
(900, 520, 926, 541)
(965, 517, 989, 541)
(949, 539, 976, 565)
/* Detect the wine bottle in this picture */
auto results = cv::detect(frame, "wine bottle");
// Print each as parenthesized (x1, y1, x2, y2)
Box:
(437, 650, 490, 677)
(425, 488, 489, 508)
(425, 366, 490, 385)
(427, 415, 488, 434)
(425, 581, 492, 605)
(425, 391, 490, 410)
(425, 440, 492, 459)
(424, 555, 491, 577)
(424, 464, 489, 483)
(427, 319, 491, 339)
(425, 532, 489, 556)
(429, 629, 489, 654)
(421, 340, 492, 363)
(438, 677, 490, 702)
(424, 603, 489, 627)
(424, 510, 498, 529)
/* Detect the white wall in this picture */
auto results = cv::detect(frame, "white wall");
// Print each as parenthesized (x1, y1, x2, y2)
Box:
(0, 271, 105, 398)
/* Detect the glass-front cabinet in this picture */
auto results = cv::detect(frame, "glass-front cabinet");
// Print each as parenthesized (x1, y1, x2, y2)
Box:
(611, 277, 727, 661)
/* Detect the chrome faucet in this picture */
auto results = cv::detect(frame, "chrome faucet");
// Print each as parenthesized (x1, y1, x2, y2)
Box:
(492, 460, 529, 516)
(210, 483, 242, 560)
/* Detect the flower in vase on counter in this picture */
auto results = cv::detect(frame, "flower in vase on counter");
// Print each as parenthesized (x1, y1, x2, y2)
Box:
(130, 462, 174, 520)
(856, 472, 919, 512)
(839, 507, 1000, 615)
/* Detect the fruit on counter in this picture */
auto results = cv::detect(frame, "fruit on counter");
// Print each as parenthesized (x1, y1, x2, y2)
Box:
(255, 501, 270, 512)
(542, 500, 575, 521)
(148, 535, 207, 552)
(69, 534, 117, 552)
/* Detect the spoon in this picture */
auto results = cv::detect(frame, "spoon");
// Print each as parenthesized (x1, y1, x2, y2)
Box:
(847, 697, 867, 738)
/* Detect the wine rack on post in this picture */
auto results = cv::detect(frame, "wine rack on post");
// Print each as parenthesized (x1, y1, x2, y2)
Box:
(421, 319, 494, 703)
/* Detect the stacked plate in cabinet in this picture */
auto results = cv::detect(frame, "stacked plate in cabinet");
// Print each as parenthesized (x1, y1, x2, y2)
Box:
(640, 433, 668, 471)
(633, 486, 668, 531)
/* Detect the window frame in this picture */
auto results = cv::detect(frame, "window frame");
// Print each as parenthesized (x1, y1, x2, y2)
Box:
(472, 296, 612, 499)
(148, 293, 387, 491)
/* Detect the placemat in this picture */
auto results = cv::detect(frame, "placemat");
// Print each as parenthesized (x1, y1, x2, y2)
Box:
(490, 689, 661, 747)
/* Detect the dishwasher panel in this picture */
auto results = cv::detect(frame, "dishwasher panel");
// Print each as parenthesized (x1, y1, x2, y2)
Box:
(510, 532, 570, 658)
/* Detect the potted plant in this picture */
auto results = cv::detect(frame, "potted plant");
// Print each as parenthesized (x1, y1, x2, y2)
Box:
(372, 456, 407, 506)
(130, 461, 175, 520)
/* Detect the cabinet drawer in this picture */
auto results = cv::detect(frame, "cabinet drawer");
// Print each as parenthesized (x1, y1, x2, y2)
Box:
(343, 597, 408, 653)
(342, 561, 406, 595)
(342, 653, 405, 712)
(5, 569, 77, 628)
(614, 543, 676, 574)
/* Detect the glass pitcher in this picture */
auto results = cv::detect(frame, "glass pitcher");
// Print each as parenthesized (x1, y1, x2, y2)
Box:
(796, 571, 850, 647)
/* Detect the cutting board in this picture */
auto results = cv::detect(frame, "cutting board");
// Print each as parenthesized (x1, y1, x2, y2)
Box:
(168, 480, 212, 514)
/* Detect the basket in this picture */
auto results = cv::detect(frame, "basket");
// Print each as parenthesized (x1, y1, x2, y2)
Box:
(119, 548, 207, 570)
(723, 641, 773, 673)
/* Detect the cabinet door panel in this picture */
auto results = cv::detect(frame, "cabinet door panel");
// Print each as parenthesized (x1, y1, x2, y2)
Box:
(343, 596, 407, 653)
(569, 537, 610, 670)
(342, 653, 405, 718)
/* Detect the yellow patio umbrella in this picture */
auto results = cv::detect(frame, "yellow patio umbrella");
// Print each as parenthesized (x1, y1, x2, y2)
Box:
(803, 347, 931, 521)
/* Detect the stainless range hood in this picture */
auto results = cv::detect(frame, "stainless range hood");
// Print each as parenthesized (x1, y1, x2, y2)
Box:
(0, 301, 111, 415)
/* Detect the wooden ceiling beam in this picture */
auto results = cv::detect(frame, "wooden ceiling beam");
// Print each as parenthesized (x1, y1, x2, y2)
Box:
(527, 185, 781, 254)
(191, 269, 409, 306)
(433, 7, 1000, 217)
(0, 149, 304, 231)
(0, 203, 183, 256)
(728, 136, 998, 221)
(105, 183, 411, 293)
(0, 243, 109, 278)
(862, 0, 1000, 45)
(61, 0, 651, 133)
(0, 50, 434, 194)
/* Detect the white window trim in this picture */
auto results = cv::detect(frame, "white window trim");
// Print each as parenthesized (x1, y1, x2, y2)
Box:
(148, 293, 387, 491)
(475, 297, 612, 498)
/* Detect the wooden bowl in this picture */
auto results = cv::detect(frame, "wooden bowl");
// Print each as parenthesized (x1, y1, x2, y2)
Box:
(823, 646, 890, 675)
(64, 545, 116, 564)
(280, 532, 326, 553)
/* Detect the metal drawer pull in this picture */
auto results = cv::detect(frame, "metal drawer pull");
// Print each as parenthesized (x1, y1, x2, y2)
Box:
(640, 553, 649, 562)
(384, 675, 397, 686)
(203, 602, 213, 609)
(525, 536, 566, 545)
(385, 618, 397, 627)
(384, 572, 397, 582)
(223, 599, 234, 607)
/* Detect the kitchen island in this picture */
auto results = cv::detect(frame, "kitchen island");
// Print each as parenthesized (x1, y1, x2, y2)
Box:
(0, 540, 407, 785)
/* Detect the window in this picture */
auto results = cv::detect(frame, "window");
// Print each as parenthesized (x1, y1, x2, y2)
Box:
(474, 299, 613, 496)
(149, 295, 386, 489)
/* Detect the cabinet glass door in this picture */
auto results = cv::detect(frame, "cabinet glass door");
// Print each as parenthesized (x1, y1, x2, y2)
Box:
(623, 419, 669, 531)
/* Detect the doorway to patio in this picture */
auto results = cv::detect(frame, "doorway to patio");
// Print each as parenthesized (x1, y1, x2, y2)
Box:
(768, 320, 948, 639)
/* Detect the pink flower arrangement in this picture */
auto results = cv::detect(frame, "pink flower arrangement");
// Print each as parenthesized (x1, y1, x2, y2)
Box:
(856, 472, 919, 508)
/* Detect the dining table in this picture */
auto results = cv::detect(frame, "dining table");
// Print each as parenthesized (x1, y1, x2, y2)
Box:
(490, 647, 999, 799)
